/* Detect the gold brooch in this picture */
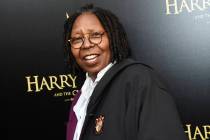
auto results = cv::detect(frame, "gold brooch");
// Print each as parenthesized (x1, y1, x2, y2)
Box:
(95, 115, 104, 135)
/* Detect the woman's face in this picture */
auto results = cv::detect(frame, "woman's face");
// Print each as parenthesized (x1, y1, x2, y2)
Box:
(70, 12, 111, 78)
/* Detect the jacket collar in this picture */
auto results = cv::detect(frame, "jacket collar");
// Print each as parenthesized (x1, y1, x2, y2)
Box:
(86, 58, 139, 114)
(80, 58, 153, 140)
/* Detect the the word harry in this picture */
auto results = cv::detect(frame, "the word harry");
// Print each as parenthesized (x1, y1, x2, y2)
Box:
(26, 74, 77, 92)
(166, 0, 210, 15)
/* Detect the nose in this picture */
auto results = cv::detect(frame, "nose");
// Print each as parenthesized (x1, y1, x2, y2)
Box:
(81, 36, 93, 49)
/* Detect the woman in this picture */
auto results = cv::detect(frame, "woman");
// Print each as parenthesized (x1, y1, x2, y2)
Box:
(64, 4, 186, 140)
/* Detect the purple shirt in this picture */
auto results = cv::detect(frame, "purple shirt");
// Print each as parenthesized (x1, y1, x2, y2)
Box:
(66, 90, 81, 140)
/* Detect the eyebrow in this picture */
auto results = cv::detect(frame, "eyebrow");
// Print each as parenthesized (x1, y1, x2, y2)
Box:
(71, 29, 101, 36)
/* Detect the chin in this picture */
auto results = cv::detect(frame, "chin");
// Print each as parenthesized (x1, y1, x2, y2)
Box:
(86, 67, 102, 76)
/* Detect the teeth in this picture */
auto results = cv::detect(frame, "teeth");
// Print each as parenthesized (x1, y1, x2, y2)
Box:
(84, 55, 98, 60)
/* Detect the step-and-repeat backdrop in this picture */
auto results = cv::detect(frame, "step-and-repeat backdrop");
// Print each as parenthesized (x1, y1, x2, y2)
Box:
(4, 0, 210, 140)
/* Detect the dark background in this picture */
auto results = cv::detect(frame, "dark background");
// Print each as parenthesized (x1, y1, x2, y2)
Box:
(4, 0, 210, 140)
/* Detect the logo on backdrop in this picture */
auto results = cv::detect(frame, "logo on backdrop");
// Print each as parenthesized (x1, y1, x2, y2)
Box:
(165, 0, 210, 24)
(166, 0, 210, 15)
(25, 74, 79, 101)
(184, 124, 210, 140)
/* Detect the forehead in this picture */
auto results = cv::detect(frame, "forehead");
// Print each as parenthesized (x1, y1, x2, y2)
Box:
(71, 12, 105, 34)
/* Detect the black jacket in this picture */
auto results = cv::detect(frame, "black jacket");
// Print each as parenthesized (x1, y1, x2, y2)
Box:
(76, 58, 187, 140)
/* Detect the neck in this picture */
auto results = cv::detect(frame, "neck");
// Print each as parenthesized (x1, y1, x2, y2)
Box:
(88, 72, 97, 82)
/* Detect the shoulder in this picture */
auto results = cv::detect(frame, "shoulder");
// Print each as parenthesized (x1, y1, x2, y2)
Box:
(114, 58, 154, 78)
(113, 58, 166, 90)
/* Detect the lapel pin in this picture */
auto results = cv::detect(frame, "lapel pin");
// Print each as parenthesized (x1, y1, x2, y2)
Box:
(95, 115, 104, 135)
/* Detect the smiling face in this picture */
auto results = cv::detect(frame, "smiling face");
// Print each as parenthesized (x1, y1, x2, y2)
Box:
(70, 12, 111, 79)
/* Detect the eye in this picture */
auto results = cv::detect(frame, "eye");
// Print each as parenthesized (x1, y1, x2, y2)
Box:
(90, 32, 102, 38)
(70, 37, 83, 44)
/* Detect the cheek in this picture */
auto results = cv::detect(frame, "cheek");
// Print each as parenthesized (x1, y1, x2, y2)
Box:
(104, 39, 111, 58)
(71, 48, 80, 61)
(101, 37, 110, 52)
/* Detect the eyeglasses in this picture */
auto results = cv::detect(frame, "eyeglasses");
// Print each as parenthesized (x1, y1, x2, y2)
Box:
(68, 31, 106, 49)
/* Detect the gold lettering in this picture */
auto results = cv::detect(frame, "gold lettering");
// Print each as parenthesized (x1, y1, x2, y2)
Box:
(40, 77, 51, 91)
(49, 76, 62, 89)
(68, 74, 77, 88)
(26, 74, 78, 92)
(193, 126, 205, 140)
(203, 125, 210, 139)
(166, 0, 179, 14)
(185, 124, 193, 140)
(60, 75, 71, 88)
(26, 76, 40, 92)
(54, 92, 63, 97)
(63, 92, 71, 96)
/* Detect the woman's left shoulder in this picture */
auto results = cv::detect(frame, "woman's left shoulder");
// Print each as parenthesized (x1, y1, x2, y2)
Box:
(119, 58, 166, 89)
(119, 58, 155, 77)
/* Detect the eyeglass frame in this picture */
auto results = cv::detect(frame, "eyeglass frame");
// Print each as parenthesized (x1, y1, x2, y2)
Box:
(68, 31, 106, 49)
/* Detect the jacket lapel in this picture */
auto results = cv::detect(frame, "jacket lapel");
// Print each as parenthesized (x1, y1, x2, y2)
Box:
(87, 58, 136, 114)
(79, 59, 139, 140)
